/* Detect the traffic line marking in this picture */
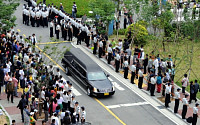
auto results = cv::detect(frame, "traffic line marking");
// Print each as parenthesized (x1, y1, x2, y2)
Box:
(36, 41, 70, 45)
(106, 102, 149, 109)
(71, 86, 82, 96)
(95, 98, 126, 125)
(36, 45, 126, 125)
(23, 34, 26, 37)
(17, 29, 21, 32)
(113, 82, 125, 91)
(108, 77, 113, 82)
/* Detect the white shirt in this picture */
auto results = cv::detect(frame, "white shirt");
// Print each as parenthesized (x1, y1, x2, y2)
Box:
(175, 92, 180, 99)
(99, 41, 103, 47)
(56, 25, 61, 31)
(138, 69, 143, 77)
(161, 61, 167, 68)
(182, 77, 189, 87)
(31, 36, 37, 44)
(41, 90, 45, 99)
(19, 70, 24, 80)
(75, 105, 80, 114)
(50, 22, 54, 27)
(193, 107, 198, 114)
(36, 11, 41, 18)
(57, 97, 63, 104)
(153, 59, 159, 68)
(151, 77, 156, 85)
(63, 94, 69, 103)
(130, 65, 136, 72)
(118, 42, 122, 49)
(107, 47, 112, 53)
(81, 111, 86, 119)
(165, 85, 171, 94)
(115, 54, 120, 61)
(182, 98, 188, 105)
(124, 61, 128, 67)
(94, 37, 97, 43)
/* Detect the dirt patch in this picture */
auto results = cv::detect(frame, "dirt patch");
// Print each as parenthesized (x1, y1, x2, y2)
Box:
(0, 114, 8, 125)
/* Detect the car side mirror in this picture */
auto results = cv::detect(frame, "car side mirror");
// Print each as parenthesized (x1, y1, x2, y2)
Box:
(106, 74, 110, 77)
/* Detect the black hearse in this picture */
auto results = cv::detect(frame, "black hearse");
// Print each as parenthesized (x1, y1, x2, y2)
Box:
(61, 48, 115, 96)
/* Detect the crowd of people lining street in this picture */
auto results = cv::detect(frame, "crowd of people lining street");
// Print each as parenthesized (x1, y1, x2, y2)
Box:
(0, 0, 199, 124)
(0, 18, 87, 125)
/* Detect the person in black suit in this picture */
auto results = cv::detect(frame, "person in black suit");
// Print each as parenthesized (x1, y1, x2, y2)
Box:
(0, 65, 4, 100)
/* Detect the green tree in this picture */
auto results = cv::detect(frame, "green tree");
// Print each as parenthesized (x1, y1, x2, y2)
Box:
(0, 0, 19, 33)
(89, 0, 116, 33)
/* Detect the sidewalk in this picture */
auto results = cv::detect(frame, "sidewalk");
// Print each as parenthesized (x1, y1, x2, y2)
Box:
(79, 42, 200, 124)
(0, 86, 50, 125)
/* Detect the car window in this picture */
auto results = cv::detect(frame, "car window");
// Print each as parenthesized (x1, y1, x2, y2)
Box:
(71, 60, 86, 77)
(88, 72, 107, 81)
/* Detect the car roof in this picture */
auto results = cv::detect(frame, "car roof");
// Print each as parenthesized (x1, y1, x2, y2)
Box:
(64, 48, 102, 72)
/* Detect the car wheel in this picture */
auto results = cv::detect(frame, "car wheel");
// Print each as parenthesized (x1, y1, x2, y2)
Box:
(87, 87, 92, 96)
(65, 67, 70, 75)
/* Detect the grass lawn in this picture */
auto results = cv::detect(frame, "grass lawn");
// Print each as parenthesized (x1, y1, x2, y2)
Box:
(37, 0, 93, 17)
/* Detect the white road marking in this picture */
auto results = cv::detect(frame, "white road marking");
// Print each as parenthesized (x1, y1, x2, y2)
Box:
(71, 86, 82, 96)
(108, 77, 113, 81)
(113, 82, 125, 91)
(106, 102, 149, 109)
(61, 77, 82, 97)
(108, 77, 125, 91)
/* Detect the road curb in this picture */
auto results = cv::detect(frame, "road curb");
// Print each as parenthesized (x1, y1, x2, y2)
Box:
(0, 103, 12, 124)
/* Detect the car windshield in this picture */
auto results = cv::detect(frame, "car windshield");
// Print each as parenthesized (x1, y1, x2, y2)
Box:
(88, 72, 107, 81)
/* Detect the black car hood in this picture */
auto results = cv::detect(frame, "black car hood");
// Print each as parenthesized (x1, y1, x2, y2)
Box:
(89, 79, 112, 89)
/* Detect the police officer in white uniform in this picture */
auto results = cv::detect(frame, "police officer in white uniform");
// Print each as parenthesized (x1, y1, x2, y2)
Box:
(36, 10, 41, 27)
(193, 103, 199, 125)
(138, 67, 144, 89)
(123, 58, 129, 79)
(182, 94, 189, 119)
(42, 10, 48, 27)
(74, 102, 80, 122)
(30, 9, 36, 27)
(107, 44, 113, 64)
(150, 75, 156, 96)
(81, 106, 86, 123)
(174, 88, 181, 113)
(115, 51, 120, 73)
(165, 82, 171, 107)
(130, 62, 136, 84)
(55, 23, 61, 39)
(25, 8, 30, 26)
(98, 40, 103, 58)
(93, 35, 97, 54)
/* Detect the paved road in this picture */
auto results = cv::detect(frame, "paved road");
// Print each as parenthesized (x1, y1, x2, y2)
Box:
(11, 0, 187, 125)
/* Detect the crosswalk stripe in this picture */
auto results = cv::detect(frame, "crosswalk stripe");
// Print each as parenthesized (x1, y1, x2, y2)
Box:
(113, 82, 125, 91)
(71, 86, 82, 96)
(61, 78, 82, 96)
(106, 102, 149, 109)
(108, 77, 113, 82)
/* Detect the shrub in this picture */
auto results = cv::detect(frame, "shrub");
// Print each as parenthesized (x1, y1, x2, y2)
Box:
(125, 22, 148, 44)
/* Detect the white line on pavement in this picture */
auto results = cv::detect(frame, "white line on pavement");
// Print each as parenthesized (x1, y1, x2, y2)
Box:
(71, 86, 82, 96)
(113, 82, 125, 91)
(106, 102, 149, 109)
(108, 77, 113, 82)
